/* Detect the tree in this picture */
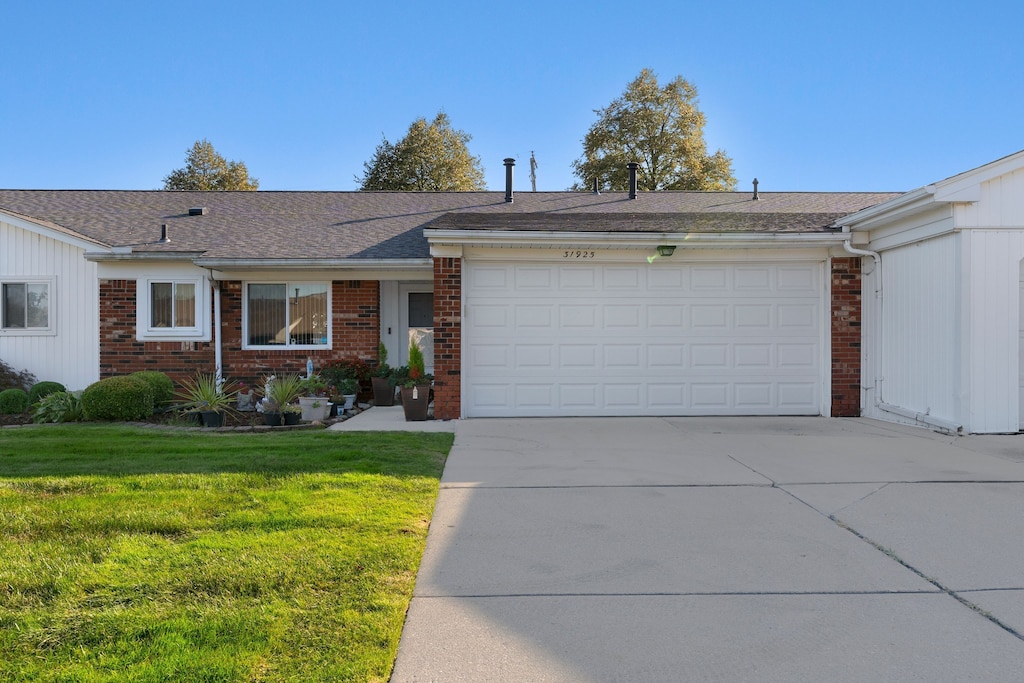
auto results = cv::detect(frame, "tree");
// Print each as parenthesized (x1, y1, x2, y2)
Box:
(571, 69, 736, 192)
(358, 113, 486, 191)
(163, 139, 258, 191)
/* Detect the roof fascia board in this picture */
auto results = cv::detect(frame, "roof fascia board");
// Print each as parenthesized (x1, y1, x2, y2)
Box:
(0, 209, 110, 252)
(210, 268, 431, 281)
(837, 189, 937, 231)
(425, 229, 847, 249)
(929, 148, 1024, 200)
(85, 251, 205, 262)
(193, 258, 433, 270)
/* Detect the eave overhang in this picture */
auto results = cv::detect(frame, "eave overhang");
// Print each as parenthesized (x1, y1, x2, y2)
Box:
(425, 229, 849, 252)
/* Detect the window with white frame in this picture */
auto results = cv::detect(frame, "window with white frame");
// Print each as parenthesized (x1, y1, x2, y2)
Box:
(137, 277, 207, 340)
(150, 281, 196, 328)
(1, 280, 52, 333)
(244, 282, 330, 348)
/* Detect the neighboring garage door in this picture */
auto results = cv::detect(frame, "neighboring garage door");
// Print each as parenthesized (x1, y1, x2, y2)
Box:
(463, 260, 825, 417)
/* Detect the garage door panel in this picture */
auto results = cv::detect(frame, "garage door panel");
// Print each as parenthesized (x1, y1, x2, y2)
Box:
(464, 261, 824, 417)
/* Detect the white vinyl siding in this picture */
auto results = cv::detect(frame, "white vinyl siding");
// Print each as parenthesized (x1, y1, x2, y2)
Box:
(464, 260, 825, 418)
(871, 234, 960, 424)
(0, 217, 99, 390)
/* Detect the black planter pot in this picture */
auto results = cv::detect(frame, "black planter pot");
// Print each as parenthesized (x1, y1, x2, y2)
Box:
(200, 410, 223, 428)
(400, 385, 430, 421)
(284, 412, 300, 425)
(263, 412, 282, 426)
(372, 377, 395, 406)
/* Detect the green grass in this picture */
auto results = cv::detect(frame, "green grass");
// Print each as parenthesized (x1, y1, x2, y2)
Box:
(0, 425, 453, 682)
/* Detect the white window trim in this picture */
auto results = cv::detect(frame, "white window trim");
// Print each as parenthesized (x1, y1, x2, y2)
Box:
(242, 280, 332, 351)
(136, 277, 211, 341)
(0, 277, 56, 336)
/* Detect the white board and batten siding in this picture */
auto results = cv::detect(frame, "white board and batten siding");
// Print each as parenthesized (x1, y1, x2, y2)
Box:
(463, 254, 827, 418)
(0, 215, 100, 391)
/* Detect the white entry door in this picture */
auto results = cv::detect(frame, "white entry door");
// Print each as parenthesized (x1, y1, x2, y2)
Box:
(463, 260, 825, 417)
(399, 284, 434, 375)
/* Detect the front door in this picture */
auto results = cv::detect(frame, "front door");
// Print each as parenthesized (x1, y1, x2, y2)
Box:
(400, 285, 434, 375)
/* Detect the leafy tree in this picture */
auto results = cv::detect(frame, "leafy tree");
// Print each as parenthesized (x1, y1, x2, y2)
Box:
(358, 113, 486, 191)
(163, 139, 259, 191)
(572, 69, 736, 192)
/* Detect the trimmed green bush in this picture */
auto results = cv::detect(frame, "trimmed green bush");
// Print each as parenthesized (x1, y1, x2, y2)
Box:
(32, 390, 84, 423)
(28, 381, 66, 405)
(130, 371, 175, 407)
(0, 388, 30, 414)
(81, 375, 155, 421)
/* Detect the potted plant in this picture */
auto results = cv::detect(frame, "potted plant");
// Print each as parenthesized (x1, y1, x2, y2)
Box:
(298, 373, 332, 421)
(335, 377, 359, 412)
(261, 374, 305, 426)
(400, 340, 432, 422)
(372, 342, 395, 406)
(175, 372, 238, 428)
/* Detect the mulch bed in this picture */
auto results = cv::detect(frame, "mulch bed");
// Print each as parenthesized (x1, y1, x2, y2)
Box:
(1, 406, 369, 431)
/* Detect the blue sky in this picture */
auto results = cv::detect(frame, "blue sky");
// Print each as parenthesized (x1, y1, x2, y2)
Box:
(3, 1, 1022, 193)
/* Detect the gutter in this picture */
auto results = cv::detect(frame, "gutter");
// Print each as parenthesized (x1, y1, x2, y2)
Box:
(192, 258, 433, 270)
(425, 230, 850, 249)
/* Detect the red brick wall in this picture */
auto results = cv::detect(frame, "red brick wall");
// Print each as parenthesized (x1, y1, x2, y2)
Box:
(98, 279, 380, 391)
(432, 257, 461, 420)
(831, 257, 862, 417)
(99, 280, 216, 384)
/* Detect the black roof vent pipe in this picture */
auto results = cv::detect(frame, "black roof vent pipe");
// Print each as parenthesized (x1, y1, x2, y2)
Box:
(504, 158, 515, 203)
(627, 162, 639, 199)
(753, 178, 760, 201)
(158, 224, 170, 243)
(592, 177, 600, 195)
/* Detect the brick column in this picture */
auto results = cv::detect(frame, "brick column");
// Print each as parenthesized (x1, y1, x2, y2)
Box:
(433, 257, 461, 419)
(831, 257, 862, 417)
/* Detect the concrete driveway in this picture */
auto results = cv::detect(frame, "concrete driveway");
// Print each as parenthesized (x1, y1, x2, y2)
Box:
(390, 417, 1024, 682)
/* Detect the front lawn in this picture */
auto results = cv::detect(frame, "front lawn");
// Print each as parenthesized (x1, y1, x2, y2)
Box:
(0, 425, 453, 682)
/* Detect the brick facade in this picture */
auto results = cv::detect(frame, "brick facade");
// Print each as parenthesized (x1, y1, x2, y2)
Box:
(99, 279, 380, 391)
(432, 257, 462, 420)
(830, 257, 862, 417)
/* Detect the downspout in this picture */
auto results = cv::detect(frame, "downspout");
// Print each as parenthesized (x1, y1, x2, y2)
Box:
(842, 235, 962, 434)
(212, 278, 223, 390)
(842, 235, 883, 409)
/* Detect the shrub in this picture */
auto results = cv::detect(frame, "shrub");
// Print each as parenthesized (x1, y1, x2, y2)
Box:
(131, 371, 175, 407)
(82, 375, 156, 421)
(0, 388, 30, 414)
(0, 359, 36, 392)
(32, 390, 84, 423)
(321, 358, 372, 386)
(28, 381, 66, 405)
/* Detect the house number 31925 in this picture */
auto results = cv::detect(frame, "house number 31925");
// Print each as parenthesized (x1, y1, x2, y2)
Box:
(563, 250, 596, 258)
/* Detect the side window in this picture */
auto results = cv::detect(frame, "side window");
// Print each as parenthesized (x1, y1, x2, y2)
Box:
(1, 281, 51, 333)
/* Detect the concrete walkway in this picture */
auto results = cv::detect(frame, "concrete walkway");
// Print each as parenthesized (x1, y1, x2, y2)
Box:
(390, 417, 1024, 682)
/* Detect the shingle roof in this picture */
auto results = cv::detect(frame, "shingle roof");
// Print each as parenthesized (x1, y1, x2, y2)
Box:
(0, 189, 901, 261)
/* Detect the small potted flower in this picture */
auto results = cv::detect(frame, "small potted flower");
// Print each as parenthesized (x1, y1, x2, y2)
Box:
(299, 373, 331, 421)
(372, 342, 395, 406)
(400, 340, 432, 422)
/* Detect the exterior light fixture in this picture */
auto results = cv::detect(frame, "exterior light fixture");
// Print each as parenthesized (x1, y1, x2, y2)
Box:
(657, 245, 676, 257)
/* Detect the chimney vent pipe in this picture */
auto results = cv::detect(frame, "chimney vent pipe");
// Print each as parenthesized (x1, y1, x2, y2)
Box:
(503, 158, 515, 203)
(627, 162, 639, 199)
(158, 224, 169, 243)
(753, 178, 760, 201)
(592, 177, 600, 195)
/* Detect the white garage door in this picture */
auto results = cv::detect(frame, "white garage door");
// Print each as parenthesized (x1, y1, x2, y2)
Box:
(464, 260, 825, 417)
